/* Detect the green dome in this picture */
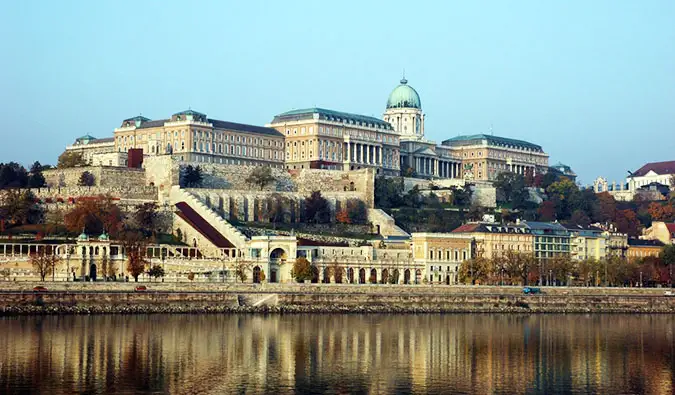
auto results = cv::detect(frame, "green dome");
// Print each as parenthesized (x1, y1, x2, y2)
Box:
(386, 78, 421, 109)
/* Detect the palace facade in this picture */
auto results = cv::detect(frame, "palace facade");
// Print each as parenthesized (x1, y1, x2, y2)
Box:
(267, 108, 401, 175)
(113, 110, 285, 168)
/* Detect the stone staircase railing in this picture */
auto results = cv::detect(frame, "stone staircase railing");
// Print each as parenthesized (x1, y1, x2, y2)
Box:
(170, 187, 249, 249)
(368, 209, 410, 238)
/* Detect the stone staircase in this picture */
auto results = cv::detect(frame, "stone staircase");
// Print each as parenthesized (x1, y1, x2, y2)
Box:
(170, 187, 249, 249)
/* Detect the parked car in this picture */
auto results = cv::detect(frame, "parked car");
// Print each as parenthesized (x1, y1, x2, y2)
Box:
(523, 287, 542, 295)
(135, 285, 148, 292)
(33, 286, 48, 292)
(664, 290, 674, 297)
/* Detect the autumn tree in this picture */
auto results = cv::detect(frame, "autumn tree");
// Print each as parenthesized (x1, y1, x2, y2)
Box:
(304, 191, 331, 224)
(458, 256, 493, 285)
(264, 193, 287, 223)
(291, 257, 314, 283)
(328, 260, 344, 283)
(647, 202, 674, 222)
(120, 231, 148, 282)
(63, 195, 122, 236)
(335, 209, 350, 224)
(30, 250, 60, 281)
(234, 259, 252, 283)
(246, 166, 276, 191)
(614, 209, 641, 238)
(57, 151, 86, 168)
(537, 201, 557, 221)
(502, 250, 536, 285)
(0, 190, 41, 226)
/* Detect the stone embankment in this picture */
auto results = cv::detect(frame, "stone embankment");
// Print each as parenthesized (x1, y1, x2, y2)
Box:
(1, 283, 674, 315)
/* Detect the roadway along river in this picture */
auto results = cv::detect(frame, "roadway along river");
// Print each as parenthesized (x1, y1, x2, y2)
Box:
(0, 314, 673, 394)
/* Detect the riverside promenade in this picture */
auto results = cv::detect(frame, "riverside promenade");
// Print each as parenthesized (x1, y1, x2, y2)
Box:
(1, 283, 674, 314)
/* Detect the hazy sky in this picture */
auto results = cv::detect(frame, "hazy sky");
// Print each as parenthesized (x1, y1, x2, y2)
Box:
(1, 1, 674, 184)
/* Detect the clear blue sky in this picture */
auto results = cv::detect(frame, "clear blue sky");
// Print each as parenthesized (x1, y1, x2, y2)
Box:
(1, 0, 674, 185)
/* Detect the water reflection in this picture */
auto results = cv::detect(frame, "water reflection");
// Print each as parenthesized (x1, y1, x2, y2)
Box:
(0, 314, 672, 394)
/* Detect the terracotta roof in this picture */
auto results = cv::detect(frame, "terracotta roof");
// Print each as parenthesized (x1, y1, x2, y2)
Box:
(632, 161, 675, 177)
(452, 223, 481, 233)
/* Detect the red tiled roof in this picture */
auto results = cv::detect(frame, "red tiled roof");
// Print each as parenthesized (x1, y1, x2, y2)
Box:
(175, 202, 234, 248)
(632, 161, 675, 177)
(452, 223, 481, 233)
(666, 223, 675, 236)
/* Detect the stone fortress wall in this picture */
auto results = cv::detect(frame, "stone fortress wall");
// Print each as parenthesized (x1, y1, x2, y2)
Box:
(43, 166, 146, 188)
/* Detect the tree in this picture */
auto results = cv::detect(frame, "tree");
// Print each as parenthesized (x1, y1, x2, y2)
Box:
(546, 178, 578, 219)
(181, 165, 203, 187)
(596, 192, 617, 223)
(502, 250, 536, 285)
(647, 202, 674, 222)
(537, 201, 557, 221)
(0, 162, 29, 189)
(234, 259, 252, 283)
(63, 195, 123, 236)
(570, 210, 591, 227)
(27, 162, 46, 188)
(305, 191, 331, 224)
(493, 172, 528, 208)
(132, 202, 159, 237)
(0, 190, 41, 226)
(466, 203, 486, 222)
(57, 151, 86, 168)
(346, 199, 368, 224)
(291, 257, 314, 282)
(614, 209, 641, 238)
(246, 166, 276, 191)
(264, 193, 287, 223)
(458, 256, 493, 285)
(335, 209, 350, 224)
(328, 260, 343, 283)
(660, 245, 675, 287)
(77, 171, 95, 187)
(30, 250, 59, 281)
(120, 231, 148, 282)
(374, 176, 404, 210)
(147, 265, 165, 282)
(0, 268, 10, 281)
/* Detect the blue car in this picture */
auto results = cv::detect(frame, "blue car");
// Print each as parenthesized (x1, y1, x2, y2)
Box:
(523, 287, 542, 294)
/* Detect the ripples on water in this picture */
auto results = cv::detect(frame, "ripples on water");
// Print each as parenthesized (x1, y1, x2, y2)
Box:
(0, 314, 673, 394)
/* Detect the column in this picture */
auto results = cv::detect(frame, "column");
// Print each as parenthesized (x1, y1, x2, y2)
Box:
(366, 145, 371, 165)
(359, 144, 363, 163)
(346, 142, 350, 162)
(378, 147, 383, 166)
(434, 159, 439, 177)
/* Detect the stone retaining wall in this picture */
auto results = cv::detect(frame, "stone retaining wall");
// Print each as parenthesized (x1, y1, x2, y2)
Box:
(1, 283, 673, 314)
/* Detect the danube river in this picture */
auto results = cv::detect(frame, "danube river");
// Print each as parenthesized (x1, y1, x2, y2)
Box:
(0, 314, 672, 394)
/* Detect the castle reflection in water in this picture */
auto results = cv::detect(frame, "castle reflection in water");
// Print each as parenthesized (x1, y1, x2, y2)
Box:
(0, 314, 673, 394)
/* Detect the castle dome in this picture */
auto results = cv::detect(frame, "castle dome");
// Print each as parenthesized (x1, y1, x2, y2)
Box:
(386, 78, 421, 109)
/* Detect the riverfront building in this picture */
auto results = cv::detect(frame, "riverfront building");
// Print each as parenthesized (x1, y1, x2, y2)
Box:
(411, 233, 475, 285)
(451, 222, 534, 259)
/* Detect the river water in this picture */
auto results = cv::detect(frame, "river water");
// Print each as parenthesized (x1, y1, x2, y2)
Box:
(0, 314, 672, 394)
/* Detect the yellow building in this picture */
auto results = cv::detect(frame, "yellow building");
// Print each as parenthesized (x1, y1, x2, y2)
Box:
(627, 239, 664, 262)
(411, 233, 475, 284)
(114, 110, 285, 167)
(451, 222, 534, 259)
(267, 108, 401, 175)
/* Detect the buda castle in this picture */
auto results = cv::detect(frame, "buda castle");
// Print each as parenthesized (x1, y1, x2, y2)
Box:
(66, 77, 549, 181)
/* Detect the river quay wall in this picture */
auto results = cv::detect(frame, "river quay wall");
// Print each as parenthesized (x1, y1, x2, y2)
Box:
(1, 283, 674, 314)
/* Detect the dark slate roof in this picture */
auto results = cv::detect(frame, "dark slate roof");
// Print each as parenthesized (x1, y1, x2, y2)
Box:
(523, 221, 567, 231)
(96, 137, 115, 143)
(441, 134, 543, 152)
(632, 161, 675, 177)
(137, 119, 170, 129)
(627, 238, 665, 247)
(271, 107, 393, 130)
(561, 223, 603, 232)
(122, 116, 151, 123)
(209, 119, 283, 137)
(133, 117, 282, 137)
